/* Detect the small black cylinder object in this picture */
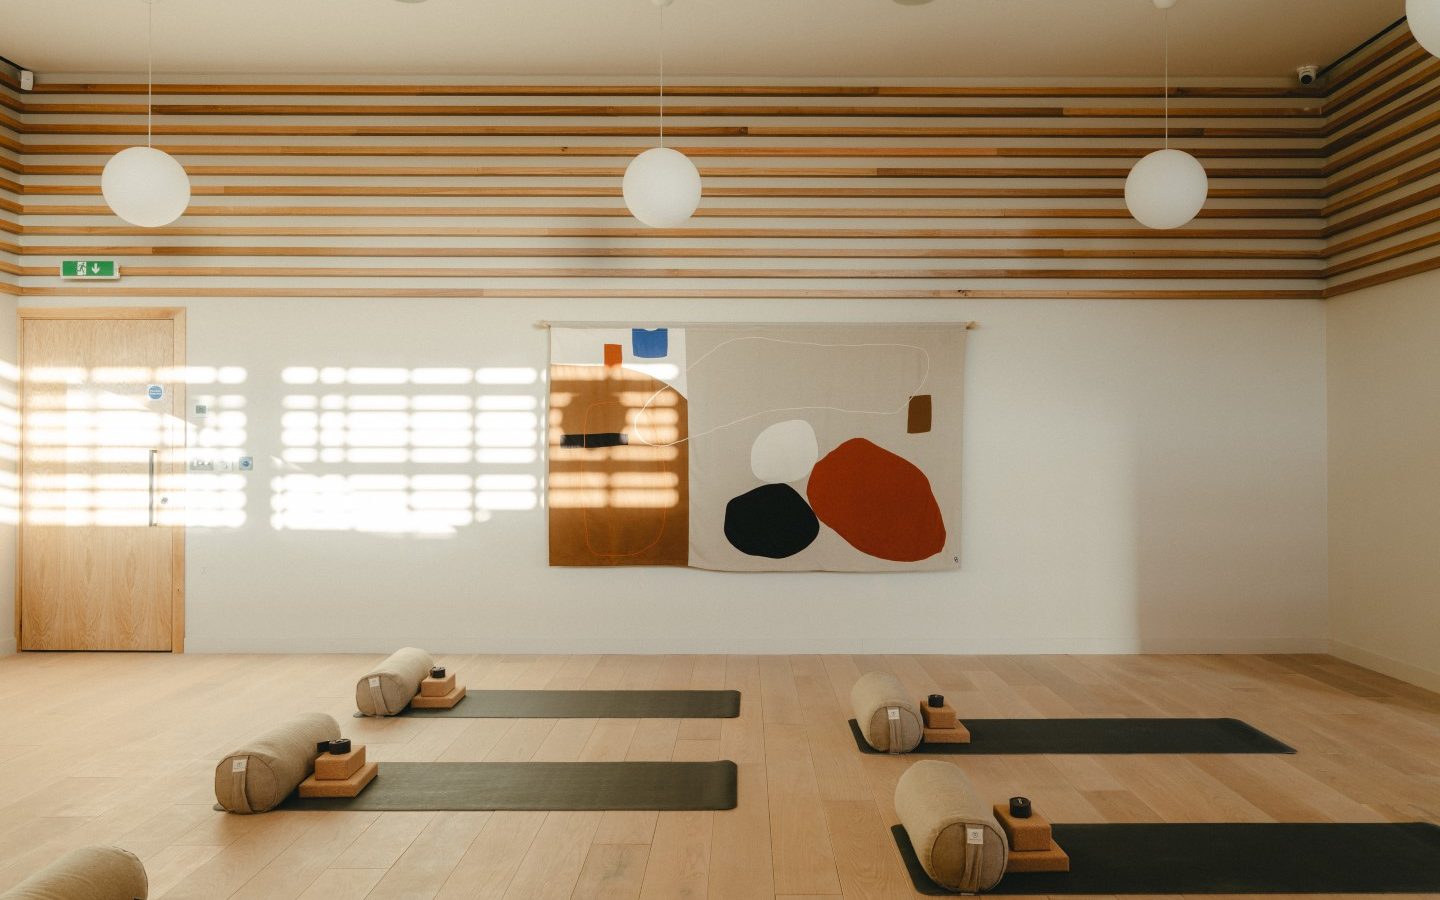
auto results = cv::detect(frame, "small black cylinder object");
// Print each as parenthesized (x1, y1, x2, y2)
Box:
(329, 737, 352, 755)
(430, 665, 447, 679)
(1009, 796, 1032, 819)
(927, 693, 944, 708)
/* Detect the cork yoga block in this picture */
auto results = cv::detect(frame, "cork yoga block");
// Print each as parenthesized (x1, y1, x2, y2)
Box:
(299, 762, 379, 799)
(992, 803, 1052, 852)
(410, 684, 466, 709)
(851, 673, 923, 753)
(921, 702, 958, 730)
(894, 761, 1008, 894)
(214, 712, 340, 814)
(924, 724, 972, 744)
(314, 745, 367, 781)
(355, 647, 433, 717)
(420, 673, 457, 698)
(0, 845, 149, 900)
(1005, 840, 1070, 874)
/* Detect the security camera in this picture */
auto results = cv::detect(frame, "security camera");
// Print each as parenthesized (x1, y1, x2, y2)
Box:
(1297, 65, 1321, 87)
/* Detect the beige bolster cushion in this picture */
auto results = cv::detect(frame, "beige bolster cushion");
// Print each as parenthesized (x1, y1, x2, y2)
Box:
(850, 672, 922, 752)
(0, 846, 148, 900)
(895, 761, 1008, 894)
(214, 712, 340, 814)
(355, 647, 434, 717)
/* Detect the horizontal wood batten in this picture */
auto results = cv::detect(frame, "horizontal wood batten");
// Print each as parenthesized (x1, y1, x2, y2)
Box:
(12, 124, 1328, 140)
(11, 264, 1323, 280)
(14, 185, 1330, 201)
(16, 163, 1325, 180)
(18, 225, 1324, 240)
(16, 203, 1322, 221)
(26, 82, 1325, 99)
(14, 245, 1325, 261)
(13, 143, 1326, 161)
(19, 102, 1326, 120)
(17, 286, 1323, 300)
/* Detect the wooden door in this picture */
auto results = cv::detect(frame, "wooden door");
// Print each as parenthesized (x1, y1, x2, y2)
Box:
(18, 309, 185, 651)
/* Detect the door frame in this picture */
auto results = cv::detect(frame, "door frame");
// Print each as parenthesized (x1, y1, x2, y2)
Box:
(15, 307, 188, 652)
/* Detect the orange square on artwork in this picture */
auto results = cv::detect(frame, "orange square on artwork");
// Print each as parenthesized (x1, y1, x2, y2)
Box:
(604, 344, 622, 367)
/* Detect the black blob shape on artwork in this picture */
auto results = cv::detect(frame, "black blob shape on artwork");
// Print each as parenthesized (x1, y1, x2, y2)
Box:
(724, 484, 820, 559)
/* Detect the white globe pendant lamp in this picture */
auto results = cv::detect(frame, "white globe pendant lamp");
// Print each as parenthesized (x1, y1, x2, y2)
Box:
(624, 0, 701, 228)
(1409, 0, 1440, 57)
(1125, 0, 1208, 231)
(102, 0, 190, 228)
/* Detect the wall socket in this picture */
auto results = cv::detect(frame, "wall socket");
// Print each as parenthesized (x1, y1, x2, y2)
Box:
(189, 457, 215, 472)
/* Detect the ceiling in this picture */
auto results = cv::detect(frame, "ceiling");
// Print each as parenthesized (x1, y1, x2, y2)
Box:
(0, 0, 1406, 80)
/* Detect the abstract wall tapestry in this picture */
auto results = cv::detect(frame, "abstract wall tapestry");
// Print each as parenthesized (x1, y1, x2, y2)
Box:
(548, 323, 966, 571)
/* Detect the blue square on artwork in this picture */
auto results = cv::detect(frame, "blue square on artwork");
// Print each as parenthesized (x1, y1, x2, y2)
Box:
(632, 328, 669, 359)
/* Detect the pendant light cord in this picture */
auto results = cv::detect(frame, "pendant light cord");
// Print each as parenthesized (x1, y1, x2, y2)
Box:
(658, 1, 666, 148)
(1163, 5, 1169, 149)
(146, 0, 154, 147)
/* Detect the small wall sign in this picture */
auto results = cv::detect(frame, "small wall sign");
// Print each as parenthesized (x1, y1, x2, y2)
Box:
(147, 384, 164, 401)
(60, 260, 120, 280)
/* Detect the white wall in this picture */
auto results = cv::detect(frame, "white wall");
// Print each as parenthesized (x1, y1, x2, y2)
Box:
(1328, 270, 1440, 692)
(0, 292, 16, 655)
(24, 295, 1328, 655)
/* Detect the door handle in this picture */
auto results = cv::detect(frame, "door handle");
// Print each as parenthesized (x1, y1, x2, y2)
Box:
(148, 449, 158, 527)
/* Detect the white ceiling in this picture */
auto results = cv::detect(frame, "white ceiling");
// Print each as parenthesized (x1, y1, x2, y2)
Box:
(0, 0, 1407, 80)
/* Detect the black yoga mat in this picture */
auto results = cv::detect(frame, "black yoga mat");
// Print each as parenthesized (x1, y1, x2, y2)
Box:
(393, 689, 741, 719)
(280, 761, 738, 812)
(893, 822, 1440, 894)
(848, 717, 1294, 755)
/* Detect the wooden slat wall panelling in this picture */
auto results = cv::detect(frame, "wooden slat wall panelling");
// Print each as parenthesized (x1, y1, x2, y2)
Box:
(9, 75, 1341, 300)
(0, 89, 19, 289)
(1323, 26, 1440, 296)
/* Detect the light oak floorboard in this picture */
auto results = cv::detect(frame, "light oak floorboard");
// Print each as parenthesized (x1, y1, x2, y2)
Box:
(0, 652, 1436, 899)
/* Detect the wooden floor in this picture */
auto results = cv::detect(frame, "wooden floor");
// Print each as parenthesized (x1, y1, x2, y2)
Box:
(1, 653, 1438, 899)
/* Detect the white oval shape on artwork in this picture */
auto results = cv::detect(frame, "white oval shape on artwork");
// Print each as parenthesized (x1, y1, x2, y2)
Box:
(751, 419, 820, 484)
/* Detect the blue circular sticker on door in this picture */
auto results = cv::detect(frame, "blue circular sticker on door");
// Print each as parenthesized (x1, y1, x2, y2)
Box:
(147, 384, 164, 401)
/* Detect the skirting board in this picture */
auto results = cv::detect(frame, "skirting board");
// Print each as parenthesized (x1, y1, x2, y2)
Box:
(184, 635, 1331, 655)
(1331, 640, 1440, 695)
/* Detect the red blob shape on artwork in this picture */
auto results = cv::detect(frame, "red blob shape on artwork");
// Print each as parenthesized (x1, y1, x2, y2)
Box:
(806, 438, 946, 562)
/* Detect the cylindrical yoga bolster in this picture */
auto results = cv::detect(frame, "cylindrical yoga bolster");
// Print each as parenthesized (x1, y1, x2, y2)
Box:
(355, 647, 434, 716)
(850, 672, 922, 752)
(214, 712, 340, 814)
(895, 761, 1008, 893)
(0, 845, 148, 900)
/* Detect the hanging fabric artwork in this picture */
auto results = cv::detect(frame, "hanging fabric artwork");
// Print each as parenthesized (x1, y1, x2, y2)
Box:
(547, 323, 966, 572)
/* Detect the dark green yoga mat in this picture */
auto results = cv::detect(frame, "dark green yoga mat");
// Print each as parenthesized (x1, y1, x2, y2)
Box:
(279, 761, 738, 812)
(848, 717, 1295, 755)
(893, 822, 1440, 894)
(395, 690, 741, 719)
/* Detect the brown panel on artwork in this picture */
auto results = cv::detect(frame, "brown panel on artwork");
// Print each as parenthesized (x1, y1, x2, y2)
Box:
(907, 394, 933, 434)
(548, 364, 689, 566)
(603, 343, 622, 367)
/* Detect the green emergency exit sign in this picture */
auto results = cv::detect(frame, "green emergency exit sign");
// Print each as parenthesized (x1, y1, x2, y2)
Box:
(61, 260, 120, 280)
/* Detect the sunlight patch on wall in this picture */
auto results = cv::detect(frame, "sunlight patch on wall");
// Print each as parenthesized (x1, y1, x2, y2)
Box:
(272, 366, 542, 534)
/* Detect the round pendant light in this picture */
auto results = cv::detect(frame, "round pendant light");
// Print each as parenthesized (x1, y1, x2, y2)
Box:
(624, 147, 702, 229)
(103, 0, 190, 228)
(624, 0, 701, 228)
(1409, 0, 1440, 57)
(102, 146, 191, 228)
(1125, 148, 1209, 230)
(1125, 0, 1207, 231)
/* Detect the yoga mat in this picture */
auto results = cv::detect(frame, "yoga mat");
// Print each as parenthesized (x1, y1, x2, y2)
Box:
(278, 761, 738, 812)
(893, 822, 1440, 894)
(391, 689, 741, 719)
(848, 717, 1295, 755)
